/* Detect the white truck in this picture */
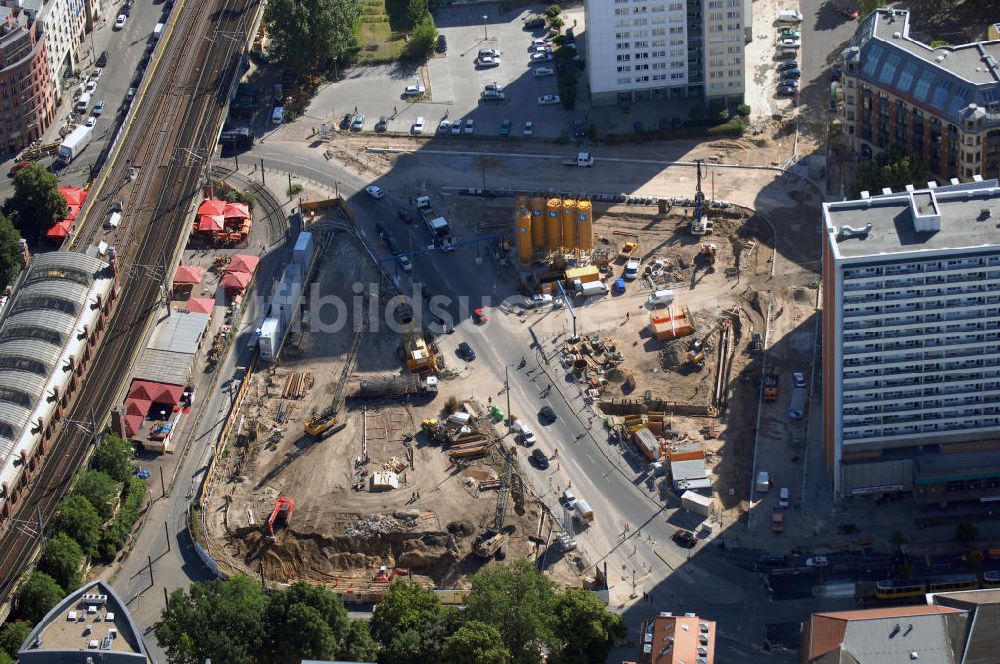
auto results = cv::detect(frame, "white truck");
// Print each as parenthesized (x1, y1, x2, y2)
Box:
(562, 151, 594, 167)
(576, 281, 608, 298)
(415, 196, 451, 240)
(57, 125, 94, 164)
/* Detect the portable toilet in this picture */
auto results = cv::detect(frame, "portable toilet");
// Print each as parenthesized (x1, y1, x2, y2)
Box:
(529, 196, 546, 247)
(562, 198, 577, 249)
(516, 208, 532, 263)
(545, 197, 562, 249)
(576, 200, 593, 251)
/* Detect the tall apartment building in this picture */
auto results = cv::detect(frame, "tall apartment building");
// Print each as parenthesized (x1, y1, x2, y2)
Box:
(841, 9, 1000, 182)
(822, 178, 1000, 503)
(10, 0, 93, 100)
(584, 0, 746, 107)
(0, 5, 53, 153)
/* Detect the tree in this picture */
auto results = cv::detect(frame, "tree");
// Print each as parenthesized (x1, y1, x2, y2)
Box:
(52, 495, 103, 557)
(266, 0, 361, 73)
(545, 4, 562, 17)
(370, 579, 444, 646)
(17, 572, 64, 624)
(956, 521, 980, 543)
(264, 582, 349, 663)
(464, 560, 558, 664)
(92, 434, 135, 484)
(736, 103, 751, 117)
(850, 143, 931, 198)
(441, 621, 512, 664)
(73, 470, 121, 520)
(407, 13, 438, 59)
(0, 621, 30, 659)
(2, 164, 67, 242)
(407, 0, 428, 27)
(0, 651, 13, 664)
(551, 588, 625, 664)
(0, 214, 21, 291)
(340, 619, 378, 661)
(39, 533, 84, 592)
(155, 576, 267, 664)
(378, 610, 459, 664)
(857, 0, 887, 19)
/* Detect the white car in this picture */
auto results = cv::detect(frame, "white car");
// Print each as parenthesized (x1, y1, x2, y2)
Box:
(530, 52, 554, 63)
(805, 556, 829, 567)
(792, 371, 806, 388)
(778, 8, 803, 23)
(533, 66, 555, 77)
(531, 44, 553, 53)
(85, 116, 96, 127)
(512, 421, 537, 445)
(780, 37, 801, 48)
(478, 48, 500, 58)
(397, 255, 413, 272)
(523, 120, 534, 136)
(537, 94, 561, 105)
(438, 120, 451, 134)
(403, 84, 425, 96)
(84, 80, 97, 93)
(464, 118, 474, 134)
(450, 120, 462, 135)
(531, 37, 551, 47)
(114, 14, 127, 29)
(364, 185, 385, 199)
(475, 56, 500, 68)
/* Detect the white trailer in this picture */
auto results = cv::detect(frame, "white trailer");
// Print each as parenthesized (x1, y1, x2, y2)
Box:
(57, 125, 94, 164)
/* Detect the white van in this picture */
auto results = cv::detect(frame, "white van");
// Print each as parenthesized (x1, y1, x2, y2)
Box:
(152, 23, 164, 41)
(271, 106, 284, 124)
(412, 116, 425, 134)
(76, 92, 92, 113)
(647, 289, 674, 307)
(778, 9, 803, 23)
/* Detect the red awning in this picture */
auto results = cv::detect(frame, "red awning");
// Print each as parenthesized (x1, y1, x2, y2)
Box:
(45, 220, 72, 240)
(223, 202, 250, 221)
(123, 413, 145, 437)
(128, 380, 184, 405)
(197, 214, 224, 232)
(197, 199, 226, 216)
(186, 297, 215, 314)
(227, 254, 259, 275)
(172, 265, 204, 286)
(127, 380, 157, 401)
(124, 398, 151, 417)
(58, 186, 87, 207)
(220, 270, 251, 291)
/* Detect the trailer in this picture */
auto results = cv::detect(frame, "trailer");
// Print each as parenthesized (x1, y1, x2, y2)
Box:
(350, 375, 438, 398)
(57, 125, 94, 164)
(680, 490, 712, 517)
(574, 499, 595, 524)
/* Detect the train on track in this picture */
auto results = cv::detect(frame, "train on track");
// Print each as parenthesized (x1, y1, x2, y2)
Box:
(874, 571, 1000, 599)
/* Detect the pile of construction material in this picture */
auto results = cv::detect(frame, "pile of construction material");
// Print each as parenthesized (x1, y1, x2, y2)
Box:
(559, 335, 625, 399)
(282, 372, 313, 399)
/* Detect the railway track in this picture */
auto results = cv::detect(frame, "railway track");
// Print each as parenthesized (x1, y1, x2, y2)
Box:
(0, 0, 259, 603)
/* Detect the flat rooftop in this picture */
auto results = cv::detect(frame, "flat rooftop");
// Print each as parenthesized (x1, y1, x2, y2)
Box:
(824, 180, 1000, 260)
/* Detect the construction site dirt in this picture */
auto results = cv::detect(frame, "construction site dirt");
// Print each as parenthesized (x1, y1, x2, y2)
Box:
(202, 222, 577, 598)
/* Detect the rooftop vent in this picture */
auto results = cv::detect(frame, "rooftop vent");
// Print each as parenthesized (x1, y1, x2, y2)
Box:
(911, 653, 919, 660)
(927, 181, 938, 189)
(882, 187, 893, 195)
(893, 31, 901, 38)
(981, 208, 992, 220)
(838, 224, 873, 239)
(860, 190, 871, 199)
(904, 624, 913, 636)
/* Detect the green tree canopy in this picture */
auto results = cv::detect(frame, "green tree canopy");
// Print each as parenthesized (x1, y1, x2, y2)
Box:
(341, 619, 379, 661)
(370, 579, 444, 645)
(2, 164, 67, 242)
(551, 588, 625, 664)
(464, 560, 558, 664)
(378, 610, 459, 664)
(266, 0, 361, 73)
(407, 0, 428, 26)
(264, 582, 349, 663)
(155, 576, 267, 664)
(850, 143, 931, 198)
(38, 533, 84, 592)
(0, 213, 22, 291)
(0, 650, 14, 664)
(92, 434, 135, 484)
(407, 13, 438, 59)
(857, 0, 887, 19)
(17, 572, 64, 624)
(441, 621, 512, 664)
(73, 470, 120, 520)
(53, 495, 103, 557)
(0, 621, 30, 659)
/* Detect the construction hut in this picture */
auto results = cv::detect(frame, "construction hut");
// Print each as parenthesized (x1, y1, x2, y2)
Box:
(561, 198, 577, 249)
(650, 306, 694, 341)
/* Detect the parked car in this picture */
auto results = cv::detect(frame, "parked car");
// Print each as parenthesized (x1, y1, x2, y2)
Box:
(438, 120, 450, 134)
(351, 114, 365, 131)
(793, 371, 806, 388)
(340, 113, 353, 129)
(403, 84, 426, 96)
(781, 68, 801, 79)
(778, 8, 803, 22)
(375, 116, 388, 132)
(777, 83, 798, 96)
(672, 529, 697, 548)
(397, 255, 412, 272)
(92, 100, 105, 115)
(779, 487, 790, 508)
(780, 37, 801, 48)
(523, 120, 534, 136)
(777, 60, 798, 71)
(533, 66, 555, 77)
(531, 448, 550, 469)
(573, 119, 585, 138)
(464, 118, 474, 134)
(364, 185, 385, 199)
(85, 116, 97, 127)
(531, 37, 551, 47)
(475, 56, 500, 68)
(451, 120, 462, 135)
(436, 34, 447, 52)
(7, 161, 31, 177)
(530, 52, 554, 63)
(837, 6, 859, 19)
(537, 94, 561, 105)
(135, 469, 151, 479)
(805, 556, 830, 567)
(84, 79, 97, 93)
(531, 44, 553, 53)
(114, 14, 127, 29)
(499, 119, 512, 136)
(458, 341, 476, 360)
(779, 28, 801, 39)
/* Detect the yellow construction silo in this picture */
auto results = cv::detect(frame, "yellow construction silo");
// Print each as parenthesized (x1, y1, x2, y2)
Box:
(576, 200, 593, 251)
(516, 195, 529, 211)
(562, 198, 577, 249)
(545, 197, 562, 249)
(516, 208, 532, 263)
(529, 196, 545, 247)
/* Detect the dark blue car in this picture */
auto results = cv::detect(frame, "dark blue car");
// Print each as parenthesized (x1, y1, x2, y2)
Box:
(781, 68, 801, 79)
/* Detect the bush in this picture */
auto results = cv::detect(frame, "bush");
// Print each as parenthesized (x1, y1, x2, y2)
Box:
(545, 4, 561, 17)
(287, 183, 304, 197)
(716, 108, 730, 123)
(97, 477, 147, 561)
(407, 13, 438, 59)
(549, 16, 564, 29)
(736, 103, 751, 117)
(73, 470, 121, 520)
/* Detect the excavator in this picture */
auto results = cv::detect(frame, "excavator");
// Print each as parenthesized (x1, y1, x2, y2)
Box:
(473, 450, 513, 559)
(372, 566, 410, 583)
(265, 497, 294, 542)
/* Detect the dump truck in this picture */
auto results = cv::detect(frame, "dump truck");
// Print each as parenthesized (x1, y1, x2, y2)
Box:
(763, 371, 779, 402)
(562, 151, 594, 167)
(350, 375, 438, 398)
(618, 241, 638, 262)
(57, 125, 94, 164)
(771, 508, 784, 533)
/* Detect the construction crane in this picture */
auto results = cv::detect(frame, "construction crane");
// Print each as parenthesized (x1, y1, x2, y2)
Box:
(265, 497, 294, 541)
(304, 321, 365, 436)
(473, 450, 513, 559)
(690, 160, 711, 235)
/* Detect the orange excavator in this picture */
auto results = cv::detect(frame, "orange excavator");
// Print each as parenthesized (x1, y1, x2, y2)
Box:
(265, 497, 294, 542)
(372, 566, 410, 583)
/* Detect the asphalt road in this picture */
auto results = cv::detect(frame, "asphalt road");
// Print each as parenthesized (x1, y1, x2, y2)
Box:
(797, 0, 861, 114)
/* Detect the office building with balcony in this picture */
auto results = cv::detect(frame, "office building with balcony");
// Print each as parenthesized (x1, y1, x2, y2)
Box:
(822, 178, 1000, 502)
(584, 0, 746, 107)
(841, 9, 1000, 182)
(0, 4, 52, 153)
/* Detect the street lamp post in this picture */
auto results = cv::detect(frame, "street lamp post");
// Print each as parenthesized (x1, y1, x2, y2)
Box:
(483, 15, 489, 41)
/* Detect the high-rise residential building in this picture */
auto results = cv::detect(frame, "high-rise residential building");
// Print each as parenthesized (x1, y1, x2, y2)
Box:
(0, 4, 53, 152)
(822, 178, 1000, 502)
(841, 9, 1000, 182)
(583, 0, 746, 107)
(11, 0, 95, 101)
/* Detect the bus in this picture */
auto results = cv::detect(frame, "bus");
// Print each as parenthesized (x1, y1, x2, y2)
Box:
(875, 579, 927, 600)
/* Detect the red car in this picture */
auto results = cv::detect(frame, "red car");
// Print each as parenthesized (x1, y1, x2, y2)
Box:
(473, 308, 488, 324)
(8, 161, 30, 177)
(837, 5, 859, 19)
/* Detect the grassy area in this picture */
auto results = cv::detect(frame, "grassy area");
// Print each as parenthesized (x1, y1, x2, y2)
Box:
(355, 0, 411, 64)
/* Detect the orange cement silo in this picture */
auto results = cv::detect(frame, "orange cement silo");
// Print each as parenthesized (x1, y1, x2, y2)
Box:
(529, 196, 546, 247)
(516, 208, 532, 263)
(576, 200, 593, 251)
(562, 199, 577, 249)
(545, 197, 562, 249)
